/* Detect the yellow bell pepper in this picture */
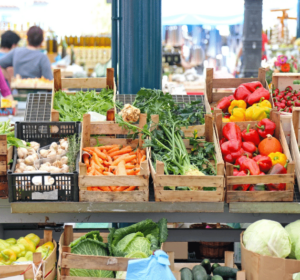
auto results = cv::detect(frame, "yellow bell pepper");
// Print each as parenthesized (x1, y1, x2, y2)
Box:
(253, 99, 272, 109)
(14, 257, 28, 263)
(41, 241, 54, 251)
(268, 152, 287, 166)
(26, 234, 40, 247)
(17, 237, 36, 252)
(0, 249, 17, 265)
(10, 244, 26, 258)
(0, 240, 10, 251)
(228, 100, 247, 115)
(229, 108, 245, 122)
(25, 251, 33, 261)
(222, 118, 231, 123)
(5, 238, 16, 245)
(245, 106, 270, 121)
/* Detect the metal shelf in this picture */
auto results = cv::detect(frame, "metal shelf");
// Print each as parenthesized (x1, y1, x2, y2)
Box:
(24, 93, 52, 122)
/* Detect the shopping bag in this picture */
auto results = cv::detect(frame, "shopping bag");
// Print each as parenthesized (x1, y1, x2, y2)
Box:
(126, 250, 176, 280)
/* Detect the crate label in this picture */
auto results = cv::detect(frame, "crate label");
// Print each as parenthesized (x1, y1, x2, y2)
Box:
(32, 189, 58, 200)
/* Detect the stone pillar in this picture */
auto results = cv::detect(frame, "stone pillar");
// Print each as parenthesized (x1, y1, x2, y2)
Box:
(119, 0, 162, 94)
(241, 0, 263, 78)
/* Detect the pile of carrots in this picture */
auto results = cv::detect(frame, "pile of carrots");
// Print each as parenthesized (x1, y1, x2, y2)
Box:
(82, 144, 146, 192)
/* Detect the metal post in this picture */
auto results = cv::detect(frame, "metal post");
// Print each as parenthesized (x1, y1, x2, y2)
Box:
(241, 0, 263, 77)
(111, 0, 118, 84)
(119, 0, 162, 94)
(297, 0, 300, 38)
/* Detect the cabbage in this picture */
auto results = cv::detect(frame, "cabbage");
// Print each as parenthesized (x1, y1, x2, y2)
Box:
(285, 220, 300, 259)
(115, 252, 148, 279)
(243, 219, 291, 258)
(293, 273, 300, 280)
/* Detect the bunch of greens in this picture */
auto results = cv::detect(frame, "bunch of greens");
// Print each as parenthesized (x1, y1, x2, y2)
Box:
(130, 88, 205, 126)
(69, 231, 114, 278)
(66, 134, 81, 173)
(54, 88, 114, 122)
(0, 120, 28, 149)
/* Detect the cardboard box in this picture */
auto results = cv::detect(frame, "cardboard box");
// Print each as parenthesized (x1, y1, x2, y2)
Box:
(163, 242, 188, 259)
(241, 233, 300, 280)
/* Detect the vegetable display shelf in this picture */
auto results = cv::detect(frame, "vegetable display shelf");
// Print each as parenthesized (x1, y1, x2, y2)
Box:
(149, 114, 225, 202)
(24, 93, 52, 122)
(216, 110, 295, 203)
(0, 135, 13, 197)
(0, 230, 57, 280)
(8, 121, 80, 202)
(205, 67, 267, 113)
(78, 113, 150, 202)
(51, 68, 116, 126)
(271, 72, 300, 143)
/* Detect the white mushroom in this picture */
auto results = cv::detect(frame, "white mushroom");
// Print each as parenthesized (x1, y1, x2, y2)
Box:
(17, 148, 28, 159)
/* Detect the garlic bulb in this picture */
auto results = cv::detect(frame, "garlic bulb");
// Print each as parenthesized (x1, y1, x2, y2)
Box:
(57, 148, 64, 155)
(60, 141, 68, 150)
(40, 149, 50, 158)
(47, 150, 57, 158)
(61, 164, 69, 173)
(50, 142, 58, 150)
(39, 165, 51, 172)
(41, 162, 51, 167)
(49, 166, 61, 173)
(17, 159, 25, 164)
(17, 148, 28, 159)
(53, 160, 63, 168)
(61, 156, 68, 165)
(30, 141, 40, 151)
(27, 148, 36, 155)
(15, 168, 23, 173)
(59, 138, 67, 144)
(25, 166, 36, 172)
(24, 154, 38, 166)
(17, 162, 27, 172)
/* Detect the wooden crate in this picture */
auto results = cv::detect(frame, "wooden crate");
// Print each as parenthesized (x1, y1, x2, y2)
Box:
(58, 225, 170, 280)
(206, 67, 267, 112)
(170, 251, 245, 280)
(78, 113, 150, 202)
(215, 110, 295, 202)
(0, 135, 13, 197)
(149, 114, 225, 202)
(0, 230, 57, 280)
(51, 68, 116, 124)
(271, 72, 300, 143)
(290, 107, 300, 193)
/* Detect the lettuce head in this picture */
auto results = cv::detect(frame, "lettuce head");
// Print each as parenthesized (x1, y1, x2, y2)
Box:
(285, 220, 300, 259)
(243, 219, 291, 258)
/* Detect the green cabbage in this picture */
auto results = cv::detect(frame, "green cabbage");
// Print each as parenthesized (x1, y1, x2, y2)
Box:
(285, 220, 300, 259)
(293, 272, 300, 280)
(243, 219, 291, 258)
(70, 238, 114, 278)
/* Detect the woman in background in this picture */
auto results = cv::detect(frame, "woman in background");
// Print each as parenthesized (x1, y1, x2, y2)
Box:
(0, 26, 53, 80)
(0, 68, 12, 100)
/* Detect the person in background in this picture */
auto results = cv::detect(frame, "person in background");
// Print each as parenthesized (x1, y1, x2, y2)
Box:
(0, 26, 53, 80)
(0, 31, 20, 84)
(0, 68, 13, 100)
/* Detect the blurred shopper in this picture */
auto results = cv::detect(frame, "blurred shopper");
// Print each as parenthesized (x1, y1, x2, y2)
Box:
(0, 68, 12, 100)
(0, 26, 53, 80)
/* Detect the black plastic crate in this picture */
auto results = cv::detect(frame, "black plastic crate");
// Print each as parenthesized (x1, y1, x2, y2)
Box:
(8, 122, 80, 202)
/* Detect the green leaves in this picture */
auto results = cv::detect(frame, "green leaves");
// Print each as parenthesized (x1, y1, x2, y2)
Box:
(54, 88, 114, 122)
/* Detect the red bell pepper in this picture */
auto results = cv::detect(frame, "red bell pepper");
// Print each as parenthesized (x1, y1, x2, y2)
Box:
(222, 122, 242, 142)
(295, 100, 300, 107)
(233, 168, 240, 175)
(242, 151, 253, 158)
(234, 85, 252, 101)
(266, 163, 288, 191)
(252, 155, 272, 172)
(242, 141, 257, 154)
(220, 137, 227, 145)
(221, 139, 242, 162)
(234, 155, 248, 169)
(240, 158, 261, 175)
(247, 88, 270, 106)
(233, 170, 251, 191)
(217, 95, 235, 113)
(256, 119, 276, 138)
(243, 81, 263, 93)
(241, 124, 260, 146)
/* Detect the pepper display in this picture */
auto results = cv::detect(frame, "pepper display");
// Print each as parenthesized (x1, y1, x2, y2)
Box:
(221, 140, 242, 163)
(247, 88, 270, 106)
(217, 95, 235, 112)
(222, 122, 242, 142)
(228, 100, 247, 114)
(241, 124, 260, 146)
(256, 119, 276, 138)
(268, 152, 287, 166)
(242, 142, 257, 155)
(233, 170, 251, 191)
(230, 108, 245, 122)
(233, 85, 252, 101)
(253, 155, 272, 172)
(240, 158, 261, 175)
(266, 163, 288, 190)
(245, 105, 270, 121)
(0, 249, 17, 265)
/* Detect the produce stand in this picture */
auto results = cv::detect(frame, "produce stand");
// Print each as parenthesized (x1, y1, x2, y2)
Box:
(0, 135, 13, 197)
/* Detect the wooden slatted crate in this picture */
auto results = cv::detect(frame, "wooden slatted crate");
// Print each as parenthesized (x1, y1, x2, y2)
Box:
(78, 113, 150, 202)
(51, 68, 116, 124)
(206, 67, 267, 112)
(169, 251, 245, 280)
(149, 114, 225, 202)
(0, 230, 57, 280)
(0, 135, 13, 197)
(215, 110, 295, 203)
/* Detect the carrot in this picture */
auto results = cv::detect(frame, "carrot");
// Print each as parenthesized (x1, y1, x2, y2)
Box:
(112, 154, 136, 166)
(93, 149, 107, 160)
(103, 171, 115, 176)
(98, 145, 119, 151)
(91, 160, 104, 171)
(136, 148, 140, 163)
(107, 146, 120, 154)
(141, 150, 146, 155)
(124, 186, 137, 191)
(126, 168, 140, 175)
(140, 155, 146, 162)
(107, 155, 112, 163)
(125, 164, 135, 169)
(115, 186, 129, 191)
(99, 186, 111, 191)
(83, 148, 95, 153)
(82, 153, 90, 167)
(116, 160, 127, 175)
(109, 147, 132, 157)
(92, 152, 103, 166)
(131, 159, 137, 164)
(94, 169, 103, 176)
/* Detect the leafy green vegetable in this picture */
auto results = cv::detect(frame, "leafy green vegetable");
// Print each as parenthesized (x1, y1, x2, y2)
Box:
(285, 220, 300, 259)
(7, 137, 28, 149)
(70, 237, 114, 278)
(66, 134, 81, 173)
(70, 231, 103, 248)
(54, 88, 114, 122)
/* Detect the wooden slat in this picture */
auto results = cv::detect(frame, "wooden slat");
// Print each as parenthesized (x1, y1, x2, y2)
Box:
(225, 251, 234, 268)
(292, 107, 300, 142)
(206, 68, 214, 103)
(89, 123, 135, 135)
(106, 68, 114, 89)
(44, 230, 53, 243)
(54, 69, 62, 91)
(205, 114, 213, 142)
(61, 247, 71, 277)
(90, 138, 139, 147)
(226, 174, 294, 185)
(44, 239, 57, 275)
(62, 277, 119, 280)
(211, 91, 235, 103)
(61, 254, 133, 271)
(64, 225, 73, 246)
(79, 190, 149, 202)
(227, 190, 293, 202)
(0, 135, 7, 155)
(82, 114, 91, 148)
(61, 78, 107, 89)
(212, 77, 259, 88)
(155, 175, 224, 187)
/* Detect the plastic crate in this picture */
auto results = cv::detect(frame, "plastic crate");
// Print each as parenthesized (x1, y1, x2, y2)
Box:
(8, 122, 80, 202)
